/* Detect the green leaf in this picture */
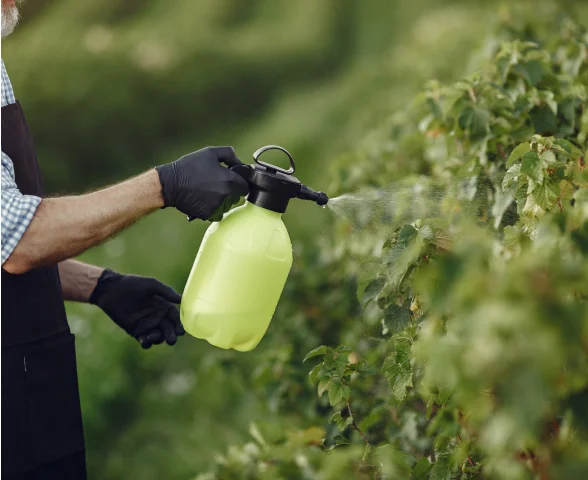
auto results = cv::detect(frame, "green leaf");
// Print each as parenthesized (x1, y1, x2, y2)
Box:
(382, 336, 413, 403)
(248, 423, 267, 447)
(329, 411, 353, 430)
(430, 453, 453, 480)
(332, 434, 350, 446)
(458, 106, 490, 139)
(558, 98, 577, 136)
(384, 229, 425, 288)
(335, 345, 353, 354)
(538, 90, 558, 115)
(502, 164, 521, 190)
(358, 277, 385, 307)
(492, 187, 515, 229)
(356, 263, 383, 297)
(327, 378, 351, 406)
(397, 224, 419, 244)
(419, 224, 435, 241)
(382, 304, 412, 335)
(513, 59, 545, 86)
(520, 150, 544, 183)
(532, 179, 560, 209)
(523, 194, 544, 218)
(318, 377, 331, 397)
(426, 97, 443, 120)
(506, 142, 531, 168)
(413, 457, 433, 480)
(554, 139, 582, 159)
(571, 222, 588, 254)
(531, 105, 557, 135)
(324, 352, 349, 377)
(511, 124, 536, 141)
(303, 345, 329, 362)
(308, 363, 323, 385)
(362, 443, 377, 462)
(540, 150, 556, 165)
(496, 55, 511, 82)
(515, 179, 528, 215)
(504, 225, 524, 249)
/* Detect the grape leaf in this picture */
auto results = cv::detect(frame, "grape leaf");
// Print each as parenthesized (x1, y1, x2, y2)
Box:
(530, 104, 557, 135)
(413, 457, 433, 480)
(308, 363, 323, 385)
(303, 345, 329, 362)
(506, 142, 531, 168)
(520, 150, 544, 183)
(318, 378, 331, 397)
(540, 150, 556, 165)
(327, 378, 351, 406)
(358, 277, 385, 307)
(532, 179, 560, 210)
(502, 164, 521, 190)
(492, 187, 515, 229)
(382, 336, 413, 402)
(513, 59, 546, 86)
(362, 443, 377, 462)
(382, 304, 412, 335)
(554, 138, 582, 159)
(458, 106, 490, 139)
(430, 453, 453, 480)
(515, 179, 528, 215)
(329, 411, 353, 430)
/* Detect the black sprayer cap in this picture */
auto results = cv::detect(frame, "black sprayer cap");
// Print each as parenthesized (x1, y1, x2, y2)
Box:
(231, 145, 329, 214)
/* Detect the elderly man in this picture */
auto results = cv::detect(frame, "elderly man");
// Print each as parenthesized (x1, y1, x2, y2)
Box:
(1, 1, 249, 478)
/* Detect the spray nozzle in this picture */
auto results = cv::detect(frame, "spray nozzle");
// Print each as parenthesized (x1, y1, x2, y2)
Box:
(297, 184, 329, 206)
(231, 145, 329, 213)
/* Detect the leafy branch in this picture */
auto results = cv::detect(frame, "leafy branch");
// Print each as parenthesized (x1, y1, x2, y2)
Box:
(347, 399, 370, 445)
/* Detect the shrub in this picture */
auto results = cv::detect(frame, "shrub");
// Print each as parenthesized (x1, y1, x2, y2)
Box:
(198, 5, 588, 479)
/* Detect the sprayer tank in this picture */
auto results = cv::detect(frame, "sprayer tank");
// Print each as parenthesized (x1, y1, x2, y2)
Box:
(180, 145, 326, 351)
(180, 201, 292, 351)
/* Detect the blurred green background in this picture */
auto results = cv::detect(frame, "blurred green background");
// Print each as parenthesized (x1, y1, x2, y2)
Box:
(3, 1, 587, 478)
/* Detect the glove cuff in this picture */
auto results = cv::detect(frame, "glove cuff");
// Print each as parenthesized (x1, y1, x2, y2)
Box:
(89, 268, 120, 306)
(155, 163, 176, 209)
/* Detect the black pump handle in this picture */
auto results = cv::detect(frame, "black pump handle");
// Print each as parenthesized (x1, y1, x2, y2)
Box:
(253, 145, 296, 175)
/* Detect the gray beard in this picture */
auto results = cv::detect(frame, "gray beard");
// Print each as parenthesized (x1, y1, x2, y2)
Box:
(1, 5, 20, 39)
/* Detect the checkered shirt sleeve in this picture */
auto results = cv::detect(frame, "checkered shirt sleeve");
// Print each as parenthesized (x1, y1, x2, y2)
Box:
(1, 59, 42, 264)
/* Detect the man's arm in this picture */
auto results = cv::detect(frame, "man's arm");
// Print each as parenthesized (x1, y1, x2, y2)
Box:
(58, 259, 104, 302)
(3, 170, 163, 274)
(2, 146, 249, 275)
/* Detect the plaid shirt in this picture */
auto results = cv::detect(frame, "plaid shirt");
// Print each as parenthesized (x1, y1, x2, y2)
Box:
(1, 59, 42, 265)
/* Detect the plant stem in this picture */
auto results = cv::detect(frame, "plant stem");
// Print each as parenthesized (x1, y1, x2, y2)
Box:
(347, 400, 371, 445)
(457, 434, 476, 467)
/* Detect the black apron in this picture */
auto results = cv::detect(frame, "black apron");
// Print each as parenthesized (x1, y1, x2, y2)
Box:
(1, 101, 86, 478)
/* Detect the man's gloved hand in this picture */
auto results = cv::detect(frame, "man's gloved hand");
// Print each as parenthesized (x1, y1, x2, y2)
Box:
(89, 269, 185, 349)
(156, 146, 250, 222)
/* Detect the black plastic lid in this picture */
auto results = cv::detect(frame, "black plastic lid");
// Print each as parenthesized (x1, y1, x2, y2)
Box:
(230, 145, 329, 213)
(232, 146, 302, 213)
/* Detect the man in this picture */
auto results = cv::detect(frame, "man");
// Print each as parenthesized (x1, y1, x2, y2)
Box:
(1, 1, 249, 478)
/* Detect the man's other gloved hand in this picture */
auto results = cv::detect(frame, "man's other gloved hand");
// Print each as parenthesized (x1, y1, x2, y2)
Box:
(156, 146, 250, 222)
(90, 269, 185, 349)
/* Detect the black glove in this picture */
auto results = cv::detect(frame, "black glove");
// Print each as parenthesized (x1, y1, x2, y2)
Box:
(156, 146, 250, 222)
(90, 269, 185, 349)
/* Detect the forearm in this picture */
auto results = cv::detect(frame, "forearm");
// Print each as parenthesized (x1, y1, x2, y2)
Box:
(58, 259, 105, 302)
(4, 170, 163, 274)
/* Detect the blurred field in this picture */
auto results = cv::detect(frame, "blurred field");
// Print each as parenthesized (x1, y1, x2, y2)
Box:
(4, 0, 586, 478)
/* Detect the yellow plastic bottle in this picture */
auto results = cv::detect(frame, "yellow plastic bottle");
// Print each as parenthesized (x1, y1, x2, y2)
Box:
(180, 145, 328, 351)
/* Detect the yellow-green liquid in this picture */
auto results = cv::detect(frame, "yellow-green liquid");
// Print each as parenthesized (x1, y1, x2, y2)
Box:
(180, 202, 293, 351)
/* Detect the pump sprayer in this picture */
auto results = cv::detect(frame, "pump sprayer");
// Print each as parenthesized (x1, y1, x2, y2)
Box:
(180, 145, 328, 351)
